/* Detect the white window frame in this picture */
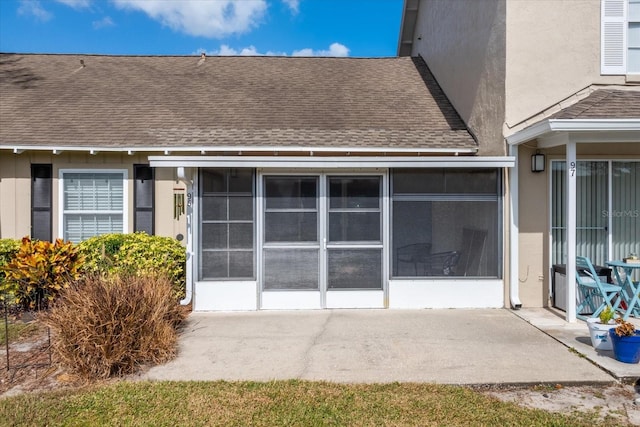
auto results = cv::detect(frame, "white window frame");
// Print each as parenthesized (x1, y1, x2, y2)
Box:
(58, 169, 128, 241)
(602, 0, 640, 75)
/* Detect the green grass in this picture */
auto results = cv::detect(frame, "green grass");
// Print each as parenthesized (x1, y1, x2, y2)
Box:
(0, 380, 606, 426)
(0, 321, 39, 344)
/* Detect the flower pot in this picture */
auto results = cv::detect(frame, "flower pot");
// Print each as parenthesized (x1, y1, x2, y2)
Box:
(609, 329, 640, 364)
(586, 318, 615, 350)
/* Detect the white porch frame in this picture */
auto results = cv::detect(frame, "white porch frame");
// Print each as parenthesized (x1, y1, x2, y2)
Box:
(507, 118, 640, 322)
(150, 155, 515, 311)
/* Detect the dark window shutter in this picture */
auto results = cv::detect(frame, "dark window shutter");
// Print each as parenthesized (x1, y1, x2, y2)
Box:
(134, 165, 154, 235)
(31, 164, 52, 241)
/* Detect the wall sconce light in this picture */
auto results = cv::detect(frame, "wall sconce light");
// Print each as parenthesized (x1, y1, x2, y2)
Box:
(531, 151, 545, 173)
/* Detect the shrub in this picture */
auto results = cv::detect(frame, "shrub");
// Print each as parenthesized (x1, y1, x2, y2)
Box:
(1, 237, 83, 310)
(78, 233, 186, 299)
(0, 238, 20, 291)
(45, 273, 186, 380)
(0, 238, 20, 268)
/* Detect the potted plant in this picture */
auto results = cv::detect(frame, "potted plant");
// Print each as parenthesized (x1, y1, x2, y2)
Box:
(609, 319, 640, 364)
(586, 306, 617, 350)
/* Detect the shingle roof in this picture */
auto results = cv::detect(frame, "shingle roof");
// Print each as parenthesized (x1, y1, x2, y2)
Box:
(549, 89, 640, 119)
(0, 54, 476, 152)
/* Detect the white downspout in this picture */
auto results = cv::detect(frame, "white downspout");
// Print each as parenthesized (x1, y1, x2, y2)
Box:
(509, 144, 522, 309)
(177, 167, 194, 306)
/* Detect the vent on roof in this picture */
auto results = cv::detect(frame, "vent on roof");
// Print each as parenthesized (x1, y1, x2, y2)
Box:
(197, 52, 206, 66)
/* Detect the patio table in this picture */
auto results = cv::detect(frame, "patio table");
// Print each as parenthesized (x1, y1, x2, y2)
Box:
(606, 260, 640, 320)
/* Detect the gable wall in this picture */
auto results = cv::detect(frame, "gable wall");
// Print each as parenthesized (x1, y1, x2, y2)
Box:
(504, 0, 626, 132)
(409, 0, 507, 156)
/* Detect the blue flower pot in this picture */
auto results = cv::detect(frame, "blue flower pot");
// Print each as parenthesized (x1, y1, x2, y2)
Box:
(609, 329, 640, 364)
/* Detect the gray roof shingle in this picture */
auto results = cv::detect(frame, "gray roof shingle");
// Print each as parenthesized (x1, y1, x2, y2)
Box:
(549, 89, 640, 120)
(0, 54, 476, 152)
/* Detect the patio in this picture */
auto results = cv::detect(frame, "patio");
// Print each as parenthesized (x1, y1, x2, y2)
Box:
(514, 307, 640, 382)
(140, 308, 617, 385)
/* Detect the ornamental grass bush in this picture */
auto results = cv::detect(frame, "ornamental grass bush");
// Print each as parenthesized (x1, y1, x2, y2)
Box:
(78, 233, 186, 299)
(44, 273, 187, 380)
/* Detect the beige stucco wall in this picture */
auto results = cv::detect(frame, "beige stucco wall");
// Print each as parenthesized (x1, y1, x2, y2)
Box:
(410, 0, 506, 156)
(504, 0, 626, 131)
(517, 142, 640, 308)
(0, 151, 185, 242)
(0, 152, 31, 239)
(516, 145, 549, 307)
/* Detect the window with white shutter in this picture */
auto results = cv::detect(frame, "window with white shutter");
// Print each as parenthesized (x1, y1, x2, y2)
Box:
(602, 0, 627, 74)
(602, 0, 640, 74)
(60, 170, 127, 243)
(629, 0, 640, 72)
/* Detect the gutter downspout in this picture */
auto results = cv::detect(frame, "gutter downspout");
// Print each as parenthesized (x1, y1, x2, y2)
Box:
(177, 167, 194, 306)
(509, 144, 522, 309)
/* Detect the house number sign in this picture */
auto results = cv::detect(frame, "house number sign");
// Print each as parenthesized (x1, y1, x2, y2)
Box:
(569, 161, 576, 177)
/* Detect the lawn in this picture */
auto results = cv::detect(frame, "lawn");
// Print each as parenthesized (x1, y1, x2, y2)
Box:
(0, 380, 606, 426)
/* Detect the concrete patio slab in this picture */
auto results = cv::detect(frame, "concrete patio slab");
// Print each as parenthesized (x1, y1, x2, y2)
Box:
(513, 308, 640, 382)
(141, 309, 615, 385)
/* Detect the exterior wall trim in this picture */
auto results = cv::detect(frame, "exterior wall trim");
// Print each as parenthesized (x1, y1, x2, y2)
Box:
(148, 156, 515, 169)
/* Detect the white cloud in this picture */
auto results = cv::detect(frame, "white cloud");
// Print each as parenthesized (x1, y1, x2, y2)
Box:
(112, 0, 268, 38)
(282, 0, 299, 14)
(17, 0, 53, 22)
(199, 45, 285, 56)
(55, 0, 91, 8)
(93, 16, 115, 29)
(197, 42, 350, 57)
(292, 42, 350, 57)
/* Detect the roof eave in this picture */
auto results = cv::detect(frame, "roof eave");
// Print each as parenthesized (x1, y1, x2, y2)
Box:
(1, 145, 479, 156)
(506, 118, 640, 146)
(397, 0, 420, 57)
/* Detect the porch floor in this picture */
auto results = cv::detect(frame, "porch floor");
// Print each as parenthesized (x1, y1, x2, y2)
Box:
(513, 308, 640, 382)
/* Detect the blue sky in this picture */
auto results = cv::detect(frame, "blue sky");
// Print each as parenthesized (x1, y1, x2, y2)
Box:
(0, 0, 404, 57)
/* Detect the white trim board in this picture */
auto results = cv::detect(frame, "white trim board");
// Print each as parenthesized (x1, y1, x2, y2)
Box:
(506, 119, 640, 146)
(149, 156, 515, 169)
(388, 279, 504, 309)
(194, 281, 258, 311)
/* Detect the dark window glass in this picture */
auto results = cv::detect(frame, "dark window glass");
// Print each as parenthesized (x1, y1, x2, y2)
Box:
(31, 164, 52, 241)
(134, 165, 154, 235)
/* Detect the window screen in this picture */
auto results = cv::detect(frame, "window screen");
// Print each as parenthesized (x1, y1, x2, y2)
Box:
(200, 168, 255, 280)
(391, 169, 501, 278)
